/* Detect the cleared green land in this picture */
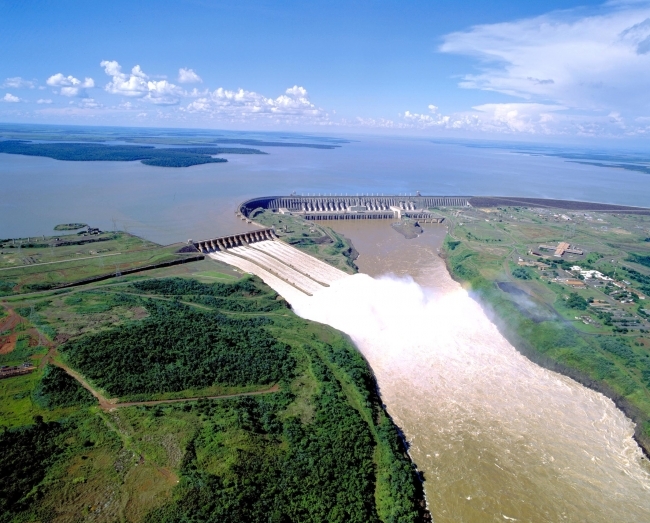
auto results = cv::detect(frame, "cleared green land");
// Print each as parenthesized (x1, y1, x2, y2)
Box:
(438, 204, 650, 453)
(1, 253, 426, 522)
(0, 231, 203, 293)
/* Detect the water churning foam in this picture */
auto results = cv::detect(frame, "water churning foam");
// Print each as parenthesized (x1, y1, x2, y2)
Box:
(291, 273, 650, 522)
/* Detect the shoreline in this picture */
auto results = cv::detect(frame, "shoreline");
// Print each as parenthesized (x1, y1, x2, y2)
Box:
(440, 250, 650, 459)
(333, 236, 431, 521)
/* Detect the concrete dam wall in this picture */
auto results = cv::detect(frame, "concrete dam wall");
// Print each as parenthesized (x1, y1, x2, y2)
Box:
(237, 195, 471, 222)
(202, 235, 350, 298)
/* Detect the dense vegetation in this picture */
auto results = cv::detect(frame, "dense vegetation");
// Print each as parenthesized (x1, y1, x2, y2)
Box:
(0, 140, 265, 167)
(629, 253, 650, 269)
(512, 267, 531, 279)
(32, 365, 95, 409)
(130, 277, 289, 312)
(61, 301, 294, 397)
(0, 418, 66, 522)
(53, 223, 87, 231)
(566, 292, 589, 310)
(147, 357, 379, 522)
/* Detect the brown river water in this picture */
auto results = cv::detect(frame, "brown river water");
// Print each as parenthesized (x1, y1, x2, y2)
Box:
(291, 221, 650, 523)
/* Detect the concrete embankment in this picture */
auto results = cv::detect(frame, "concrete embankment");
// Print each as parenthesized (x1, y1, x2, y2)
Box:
(251, 240, 348, 284)
(208, 239, 350, 299)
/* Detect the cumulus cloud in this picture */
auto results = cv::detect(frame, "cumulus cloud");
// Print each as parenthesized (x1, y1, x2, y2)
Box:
(2, 93, 21, 103)
(184, 84, 327, 122)
(78, 98, 102, 109)
(390, 101, 648, 136)
(2, 77, 36, 89)
(36, 98, 52, 104)
(439, 2, 650, 113)
(3, 93, 23, 103)
(46, 73, 94, 97)
(101, 61, 183, 104)
(403, 105, 451, 127)
(178, 68, 202, 83)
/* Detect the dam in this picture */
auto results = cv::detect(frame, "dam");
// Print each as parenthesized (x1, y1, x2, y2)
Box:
(236, 194, 471, 222)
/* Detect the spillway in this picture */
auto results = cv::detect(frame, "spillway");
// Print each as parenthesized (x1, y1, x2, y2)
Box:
(250, 240, 348, 284)
(207, 238, 346, 299)
(227, 246, 326, 295)
(208, 250, 310, 304)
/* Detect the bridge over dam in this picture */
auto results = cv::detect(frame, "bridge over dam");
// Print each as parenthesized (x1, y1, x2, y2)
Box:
(237, 195, 472, 222)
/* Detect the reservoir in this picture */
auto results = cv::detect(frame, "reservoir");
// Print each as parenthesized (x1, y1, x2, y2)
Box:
(2, 136, 650, 244)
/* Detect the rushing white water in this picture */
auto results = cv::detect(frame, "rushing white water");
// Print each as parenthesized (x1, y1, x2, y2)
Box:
(293, 273, 650, 522)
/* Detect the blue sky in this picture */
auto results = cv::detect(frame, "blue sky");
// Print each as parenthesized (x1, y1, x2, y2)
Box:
(1, 0, 649, 140)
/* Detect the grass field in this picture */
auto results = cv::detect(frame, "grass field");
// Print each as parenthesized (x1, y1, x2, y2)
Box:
(0, 231, 204, 294)
(439, 204, 650, 453)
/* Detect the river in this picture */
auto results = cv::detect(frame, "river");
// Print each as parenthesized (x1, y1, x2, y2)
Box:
(292, 220, 650, 522)
(2, 136, 650, 244)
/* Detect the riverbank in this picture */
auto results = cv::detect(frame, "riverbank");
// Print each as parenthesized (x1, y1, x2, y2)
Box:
(440, 237, 650, 457)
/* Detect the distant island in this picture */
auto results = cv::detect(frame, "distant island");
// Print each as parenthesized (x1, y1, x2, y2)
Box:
(0, 123, 350, 150)
(53, 223, 87, 231)
(0, 140, 266, 168)
(431, 138, 650, 177)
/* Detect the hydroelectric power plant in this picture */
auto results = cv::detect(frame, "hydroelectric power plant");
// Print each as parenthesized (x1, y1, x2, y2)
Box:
(237, 194, 471, 221)
(193, 195, 650, 522)
(189, 194, 471, 297)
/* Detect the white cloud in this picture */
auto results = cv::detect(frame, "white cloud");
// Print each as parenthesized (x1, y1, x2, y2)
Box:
(46, 73, 94, 97)
(79, 98, 101, 108)
(390, 101, 650, 136)
(403, 105, 451, 127)
(439, 2, 650, 114)
(178, 68, 202, 84)
(2, 93, 21, 103)
(100, 61, 149, 96)
(2, 77, 35, 89)
(145, 80, 183, 105)
(36, 98, 52, 104)
(184, 85, 327, 122)
(101, 61, 183, 104)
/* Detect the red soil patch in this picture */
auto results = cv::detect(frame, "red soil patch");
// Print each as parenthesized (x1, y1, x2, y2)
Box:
(0, 333, 17, 354)
(132, 307, 149, 320)
(0, 309, 23, 332)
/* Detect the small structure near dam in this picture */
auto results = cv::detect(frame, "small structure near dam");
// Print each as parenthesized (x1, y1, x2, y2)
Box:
(237, 195, 471, 222)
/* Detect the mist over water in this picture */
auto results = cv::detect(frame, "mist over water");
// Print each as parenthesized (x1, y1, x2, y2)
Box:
(290, 222, 650, 522)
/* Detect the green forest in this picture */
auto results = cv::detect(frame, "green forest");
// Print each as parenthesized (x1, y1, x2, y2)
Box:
(0, 141, 266, 167)
(1, 274, 427, 522)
